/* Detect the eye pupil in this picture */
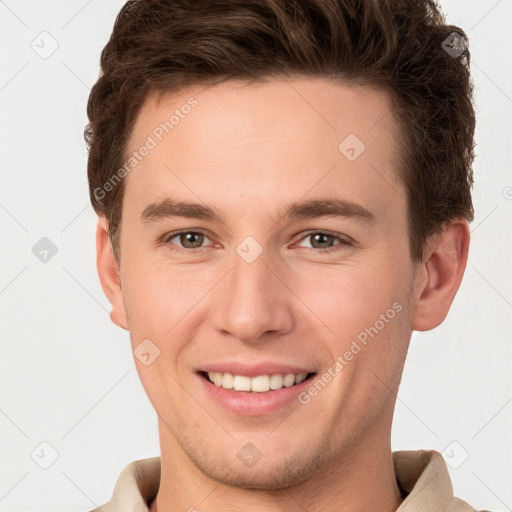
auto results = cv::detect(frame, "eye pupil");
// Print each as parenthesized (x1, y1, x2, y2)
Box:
(181, 232, 204, 248)
(311, 233, 332, 249)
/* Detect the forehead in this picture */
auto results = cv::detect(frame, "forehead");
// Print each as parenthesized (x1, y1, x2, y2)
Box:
(131, 77, 398, 151)
(123, 78, 405, 228)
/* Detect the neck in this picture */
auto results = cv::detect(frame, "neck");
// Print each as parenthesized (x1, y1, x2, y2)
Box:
(150, 418, 403, 512)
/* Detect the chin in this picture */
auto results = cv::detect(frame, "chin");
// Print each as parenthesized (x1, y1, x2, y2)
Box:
(181, 433, 333, 491)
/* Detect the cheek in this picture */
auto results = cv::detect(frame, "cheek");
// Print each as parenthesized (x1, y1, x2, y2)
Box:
(288, 262, 407, 339)
(122, 266, 196, 411)
(291, 261, 413, 405)
(122, 262, 201, 336)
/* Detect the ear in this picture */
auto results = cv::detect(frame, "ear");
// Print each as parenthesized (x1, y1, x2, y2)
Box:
(411, 220, 470, 331)
(96, 216, 129, 330)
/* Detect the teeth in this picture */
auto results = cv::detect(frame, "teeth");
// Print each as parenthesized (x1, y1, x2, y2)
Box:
(269, 374, 283, 390)
(251, 375, 270, 392)
(206, 371, 309, 392)
(221, 372, 234, 389)
(233, 375, 251, 391)
(283, 374, 295, 387)
(212, 372, 223, 387)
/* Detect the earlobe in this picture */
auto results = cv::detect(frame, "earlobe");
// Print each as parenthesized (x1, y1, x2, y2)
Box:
(96, 217, 129, 330)
(411, 221, 470, 331)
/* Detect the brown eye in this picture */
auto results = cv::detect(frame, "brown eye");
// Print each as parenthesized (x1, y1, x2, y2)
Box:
(309, 233, 336, 249)
(177, 232, 205, 249)
(296, 231, 351, 253)
(166, 231, 210, 251)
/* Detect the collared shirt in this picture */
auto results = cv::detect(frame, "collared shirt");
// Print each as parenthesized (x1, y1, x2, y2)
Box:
(89, 450, 483, 512)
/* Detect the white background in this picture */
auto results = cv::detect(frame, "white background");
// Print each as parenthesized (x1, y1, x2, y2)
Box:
(1, 1, 511, 511)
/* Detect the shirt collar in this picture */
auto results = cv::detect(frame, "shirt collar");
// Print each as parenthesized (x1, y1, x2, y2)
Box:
(99, 450, 463, 512)
(394, 450, 454, 510)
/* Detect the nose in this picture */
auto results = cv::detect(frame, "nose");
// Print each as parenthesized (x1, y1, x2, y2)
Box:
(210, 251, 295, 344)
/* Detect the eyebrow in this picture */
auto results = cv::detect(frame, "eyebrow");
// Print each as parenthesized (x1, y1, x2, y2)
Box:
(140, 197, 376, 225)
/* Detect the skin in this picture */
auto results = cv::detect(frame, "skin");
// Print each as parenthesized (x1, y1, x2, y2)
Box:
(96, 78, 470, 511)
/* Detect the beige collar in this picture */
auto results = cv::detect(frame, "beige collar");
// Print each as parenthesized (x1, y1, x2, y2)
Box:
(93, 450, 476, 512)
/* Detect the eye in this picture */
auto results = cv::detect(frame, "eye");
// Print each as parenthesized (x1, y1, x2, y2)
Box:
(296, 231, 351, 252)
(165, 230, 212, 251)
(163, 230, 352, 254)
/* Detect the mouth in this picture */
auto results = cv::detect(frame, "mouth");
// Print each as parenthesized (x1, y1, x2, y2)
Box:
(198, 370, 317, 393)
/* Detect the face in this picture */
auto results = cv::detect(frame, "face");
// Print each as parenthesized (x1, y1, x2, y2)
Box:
(106, 78, 423, 489)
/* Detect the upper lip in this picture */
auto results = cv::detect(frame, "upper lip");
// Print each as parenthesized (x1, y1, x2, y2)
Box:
(198, 361, 316, 378)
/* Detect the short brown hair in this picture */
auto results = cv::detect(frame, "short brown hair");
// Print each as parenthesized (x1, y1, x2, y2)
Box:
(85, 0, 475, 263)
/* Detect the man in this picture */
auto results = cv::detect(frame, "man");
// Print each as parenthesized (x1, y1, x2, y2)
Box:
(86, 0, 483, 510)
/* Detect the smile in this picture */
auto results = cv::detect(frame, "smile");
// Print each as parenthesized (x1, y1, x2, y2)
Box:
(201, 371, 316, 392)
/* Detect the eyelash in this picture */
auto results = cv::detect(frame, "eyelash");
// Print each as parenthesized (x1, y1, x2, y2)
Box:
(163, 229, 352, 254)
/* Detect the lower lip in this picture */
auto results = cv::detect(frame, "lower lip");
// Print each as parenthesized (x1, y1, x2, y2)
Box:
(196, 373, 315, 416)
